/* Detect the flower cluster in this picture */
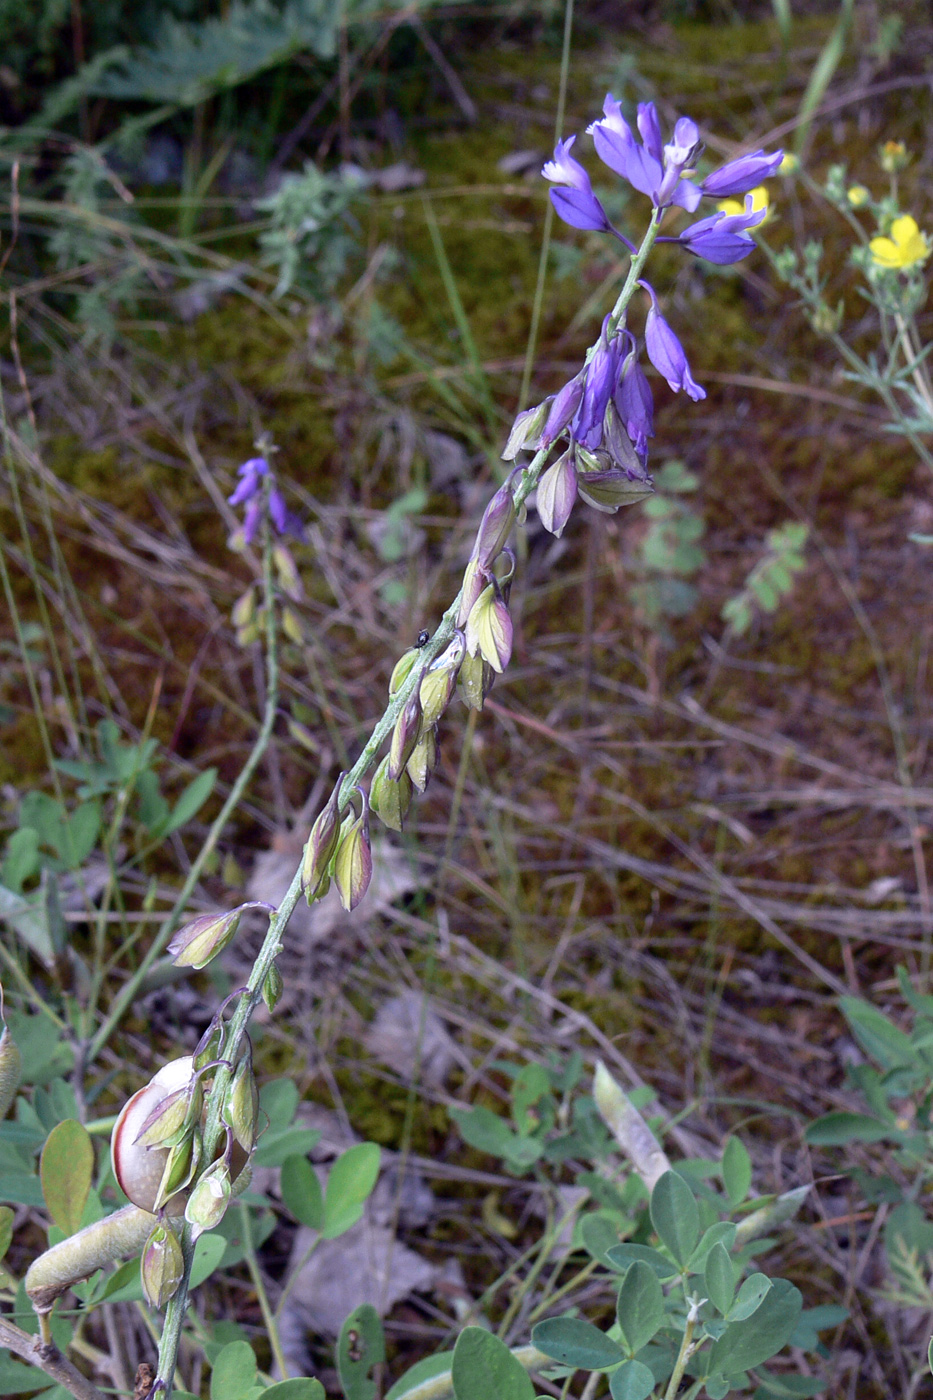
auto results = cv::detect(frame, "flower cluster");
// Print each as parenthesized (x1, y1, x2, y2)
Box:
(228, 456, 304, 545)
(511, 97, 782, 539)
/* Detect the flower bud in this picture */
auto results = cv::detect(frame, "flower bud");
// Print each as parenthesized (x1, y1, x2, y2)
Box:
(502, 400, 550, 460)
(273, 544, 303, 601)
(141, 1222, 184, 1309)
(419, 633, 465, 723)
(302, 778, 344, 899)
(185, 1160, 232, 1239)
(111, 1058, 197, 1215)
(369, 756, 413, 832)
(541, 373, 585, 446)
(231, 588, 256, 630)
(389, 648, 420, 696)
(459, 651, 494, 710)
(878, 139, 908, 174)
(224, 1054, 260, 1153)
(262, 962, 284, 1012)
(456, 557, 488, 629)
(388, 691, 423, 781)
(536, 450, 578, 538)
(333, 800, 373, 913)
(152, 1129, 201, 1213)
(0, 1021, 22, 1122)
(406, 725, 438, 793)
(168, 903, 270, 970)
(464, 585, 513, 673)
(470, 479, 517, 570)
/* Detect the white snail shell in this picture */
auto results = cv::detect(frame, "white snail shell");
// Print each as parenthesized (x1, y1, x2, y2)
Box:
(110, 1057, 195, 1215)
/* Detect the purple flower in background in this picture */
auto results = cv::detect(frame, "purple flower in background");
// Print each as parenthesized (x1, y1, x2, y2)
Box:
(228, 456, 269, 507)
(677, 198, 766, 264)
(541, 371, 586, 446)
(229, 454, 304, 543)
(642, 283, 705, 401)
(542, 137, 613, 232)
(700, 149, 784, 198)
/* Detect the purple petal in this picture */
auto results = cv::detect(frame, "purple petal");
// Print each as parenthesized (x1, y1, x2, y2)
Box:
(591, 123, 662, 200)
(549, 186, 611, 232)
(701, 149, 783, 197)
(243, 498, 262, 544)
(636, 102, 664, 164)
(644, 299, 705, 401)
(572, 321, 621, 449)
(541, 373, 585, 445)
(268, 488, 289, 532)
(541, 136, 589, 190)
(228, 475, 260, 507)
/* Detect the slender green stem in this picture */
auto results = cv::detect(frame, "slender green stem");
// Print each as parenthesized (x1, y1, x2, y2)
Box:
(663, 1308, 699, 1400)
(239, 1203, 289, 1380)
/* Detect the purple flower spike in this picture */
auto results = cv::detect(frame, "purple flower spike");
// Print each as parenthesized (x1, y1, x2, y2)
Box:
(636, 103, 664, 164)
(542, 136, 612, 232)
(269, 487, 289, 533)
(701, 148, 783, 198)
(678, 200, 766, 265)
(642, 284, 705, 401)
(228, 456, 269, 506)
(242, 497, 262, 544)
(588, 95, 702, 212)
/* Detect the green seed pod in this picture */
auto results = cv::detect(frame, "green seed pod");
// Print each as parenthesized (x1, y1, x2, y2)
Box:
(419, 634, 464, 724)
(459, 651, 494, 711)
(0, 1023, 22, 1122)
(133, 1076, 202, 1150)
(333, 802, 373, 913)
(26, 1204, 155, 1313)
(185, 1159, 232, 1239)
(281, 606, 304, 644)
(168, 904, 268, 971)
(273, 543, 303, 601)
(302, 779, 344, 900)
(389, 648, 420, 697)
(262, 962, 284, 1012)
(224, 1054, 260, 1153)
(464, 585, 513, 673)
(141, 1221, 184, 1309)
(152, 1129, 201, 1214)
(232, 587, 256, 630)
(406, 725, 438, 793)
(388, 692, 423, 781)
(370, 756, 413, 833)
(111, 1058, 197, 1215)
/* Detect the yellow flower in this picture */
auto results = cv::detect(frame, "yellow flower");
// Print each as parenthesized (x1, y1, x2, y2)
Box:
(778, 153, 799, 175)
(847, 185, 870, 208)
(879, 140, 908, 174)
(869, 214, 931, 270)
(717, 185, 769, 218)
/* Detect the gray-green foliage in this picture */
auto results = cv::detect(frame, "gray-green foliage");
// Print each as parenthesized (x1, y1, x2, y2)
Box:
(630, 459, 706, 627)
(721, 521, 808, 637)
(256, 161, 365, 299)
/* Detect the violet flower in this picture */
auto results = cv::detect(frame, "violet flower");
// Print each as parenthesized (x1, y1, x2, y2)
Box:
(677, 198, 766, 265)
(642, 283, 705, 401)
(228, 456, 269, 507)
(541, 137, 613, 232)
(615, 333, 655, 457)
(572, 317, 622, 450)
(700, 149, 784, 198)
(228, 454, 304, 543)
(587, 97, 703, 212)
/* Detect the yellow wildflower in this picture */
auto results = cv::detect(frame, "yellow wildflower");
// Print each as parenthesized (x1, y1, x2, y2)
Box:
(717, 185, 770, 219)
(847, 185, 870, 208)
(869, 215, 931, 271)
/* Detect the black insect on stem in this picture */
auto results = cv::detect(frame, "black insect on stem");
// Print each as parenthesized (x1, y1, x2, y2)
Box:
(416, 630, 430, 647)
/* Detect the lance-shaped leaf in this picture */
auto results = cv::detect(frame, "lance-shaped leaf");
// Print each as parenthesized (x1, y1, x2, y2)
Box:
(370, 757, 413, 833)
(406, 726, 438, 793)
(301, 778, 344, 899)
(333, 806, 373, 912)
(141, 1222, 184, 1308)
(388, 692, 423, 781)
(536, 450, 577, 537)
(465, 586, 513, 673)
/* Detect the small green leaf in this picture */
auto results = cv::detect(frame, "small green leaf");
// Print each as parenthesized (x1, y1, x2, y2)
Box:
(705, 1241, 735, 1316)
(840, 996, 914, 1069)
(687, 1221, 736, 1272)
(385, 1352, 455, 1400)
(337, 1304, 385, 1400)
(281, 1155, 324, 1230)
(721, 1137, 751, 1207)
(608, 1359, 655, 1400)
(606, 1243, 679, 1280)
(253, 1126, 321, 1168)
(804, 1111, 893, 1145)
(728, 1271, 771, 1321)
(40, 1119, 93, 1235)
(263, 1381, 325, 1400)
(211, 1341, 257, 1400)
(190, 1230, 228, 1289)
(0, 1205, 12, 1261)
(323, 1142, 380, 1238)
(708, 1278, 802, 1374)
(165, 768, 218, 836)
(616, 1261, 664, 1355)
(450, 1328, 535, 1400)
(259, 1077, 299, 1131)
(650, 1170, 698, 1267)
(531, 1316, 624, 1371)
